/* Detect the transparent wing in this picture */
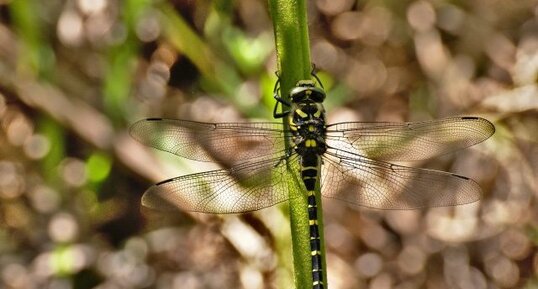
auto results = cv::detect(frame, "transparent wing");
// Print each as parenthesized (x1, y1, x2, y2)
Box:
(142, 155, 301, 213)
(129, 118, 288, 165)
(326, 117, 495, 161)
(321, 149, 481, 209)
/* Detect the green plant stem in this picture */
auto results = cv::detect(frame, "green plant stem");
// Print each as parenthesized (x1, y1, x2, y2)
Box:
(268, 1, 328, 288)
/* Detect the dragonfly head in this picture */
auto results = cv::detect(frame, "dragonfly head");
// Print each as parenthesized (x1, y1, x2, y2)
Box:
(289, 80, 326, 104)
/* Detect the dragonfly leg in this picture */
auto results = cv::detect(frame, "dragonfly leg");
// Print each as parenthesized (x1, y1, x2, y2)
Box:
(273, 74, 292, 118)
(310, 64, 325, 90)
(273, 95, 291, 118)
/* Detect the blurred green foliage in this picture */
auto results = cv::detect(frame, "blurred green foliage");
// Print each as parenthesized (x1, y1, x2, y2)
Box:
(0, 0, 536, 289)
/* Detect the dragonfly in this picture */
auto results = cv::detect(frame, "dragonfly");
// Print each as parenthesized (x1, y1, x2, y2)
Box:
(130, 75, 495, 289)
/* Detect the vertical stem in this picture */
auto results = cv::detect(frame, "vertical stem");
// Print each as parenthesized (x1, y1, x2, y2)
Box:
(268, 1, 328, 288)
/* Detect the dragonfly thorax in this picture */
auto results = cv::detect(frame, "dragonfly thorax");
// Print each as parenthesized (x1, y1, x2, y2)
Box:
(289, 103, 327, 157)
(287, 80, 328, 158)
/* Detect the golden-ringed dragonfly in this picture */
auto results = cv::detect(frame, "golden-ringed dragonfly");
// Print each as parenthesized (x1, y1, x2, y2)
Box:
(130, 74, 495, 289)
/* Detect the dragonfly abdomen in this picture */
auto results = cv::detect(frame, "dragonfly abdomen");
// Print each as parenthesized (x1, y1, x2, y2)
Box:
(307, 191, 324, 289)
(301, 154, 320, 191)
(299, 134, 325, 289)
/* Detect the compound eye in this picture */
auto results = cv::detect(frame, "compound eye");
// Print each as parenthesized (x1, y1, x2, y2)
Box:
(291, 92, 307, 102)
(309, 90, 326, 102)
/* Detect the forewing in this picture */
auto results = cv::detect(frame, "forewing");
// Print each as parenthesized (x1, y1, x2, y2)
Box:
(129, 118, 287, 165)
(326, 117, 494, 161)
(142, 156, 300, 213)
(321, 149, 482, 209)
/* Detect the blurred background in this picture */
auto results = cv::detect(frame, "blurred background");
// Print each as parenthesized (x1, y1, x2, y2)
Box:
(0, 0, 537, 288)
